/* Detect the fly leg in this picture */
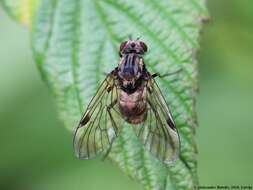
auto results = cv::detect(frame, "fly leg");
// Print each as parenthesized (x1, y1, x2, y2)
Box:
(152, 69, 182, 79)
(102, 99, 118, 161)
(151, 69, 182, 85)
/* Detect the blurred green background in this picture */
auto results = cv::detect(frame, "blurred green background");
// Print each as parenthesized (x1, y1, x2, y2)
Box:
(0, 1, 252, 189)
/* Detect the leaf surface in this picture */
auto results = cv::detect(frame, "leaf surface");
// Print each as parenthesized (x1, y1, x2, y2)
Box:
(1, 0, 208, 189)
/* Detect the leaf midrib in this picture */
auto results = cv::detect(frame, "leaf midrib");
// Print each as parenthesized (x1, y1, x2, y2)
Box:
(71, 0, 83, 114)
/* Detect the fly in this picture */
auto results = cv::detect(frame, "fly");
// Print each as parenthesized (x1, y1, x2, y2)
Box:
(73, 39, 180, 164)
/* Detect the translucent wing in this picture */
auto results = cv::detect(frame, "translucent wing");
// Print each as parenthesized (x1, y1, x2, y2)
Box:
(135, 78, 180, 164)
(73, 73, 123, 159)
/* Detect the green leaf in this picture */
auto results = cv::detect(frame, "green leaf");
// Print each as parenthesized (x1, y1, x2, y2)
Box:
(1, 0, 39, 27)
(1, 0, 208, 189)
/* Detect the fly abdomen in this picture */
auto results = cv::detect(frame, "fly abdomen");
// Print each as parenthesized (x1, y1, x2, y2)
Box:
(118, 86, 147, 124)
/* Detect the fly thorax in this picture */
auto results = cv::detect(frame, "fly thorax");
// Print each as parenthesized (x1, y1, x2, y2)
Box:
(118, 54, 143, 80)
(118, 53, 143, 90)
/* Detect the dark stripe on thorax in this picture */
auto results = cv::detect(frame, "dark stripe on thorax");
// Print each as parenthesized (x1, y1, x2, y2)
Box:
(124, 54, 138, 67)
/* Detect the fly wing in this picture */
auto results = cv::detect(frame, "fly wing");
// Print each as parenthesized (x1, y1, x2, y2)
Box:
(73, 73, 123, 159)
(135, 78, 180, 164)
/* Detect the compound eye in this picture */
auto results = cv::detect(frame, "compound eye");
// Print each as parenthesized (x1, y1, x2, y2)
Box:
(139, 41, 148, 52)
(119, 41, 128, 52)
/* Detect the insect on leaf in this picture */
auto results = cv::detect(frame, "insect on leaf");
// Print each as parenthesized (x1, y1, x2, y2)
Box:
(1, 0, 208, 189)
